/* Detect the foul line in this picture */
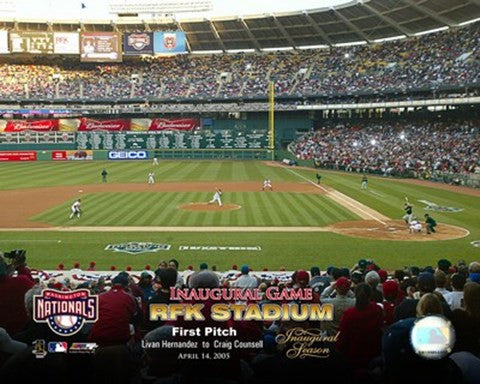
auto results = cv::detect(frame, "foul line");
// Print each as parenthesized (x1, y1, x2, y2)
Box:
(282, 166, 388, 226)
(0, 226, 333, 233)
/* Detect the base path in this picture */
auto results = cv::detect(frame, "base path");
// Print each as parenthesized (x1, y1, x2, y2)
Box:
(280, 165, 390, 224)
(1, 220, 468, 241)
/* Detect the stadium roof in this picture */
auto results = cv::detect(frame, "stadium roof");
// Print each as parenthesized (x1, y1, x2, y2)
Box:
(0, 0, 479, 51)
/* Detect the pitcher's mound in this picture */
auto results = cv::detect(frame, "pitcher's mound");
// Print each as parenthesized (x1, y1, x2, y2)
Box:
(179, 202, 242, 212)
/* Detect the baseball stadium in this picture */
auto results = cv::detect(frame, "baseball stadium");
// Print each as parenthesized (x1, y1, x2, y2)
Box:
(0, 0, 480, 383)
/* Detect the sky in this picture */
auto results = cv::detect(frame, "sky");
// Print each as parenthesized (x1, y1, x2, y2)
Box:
(0, 0, 353, 21)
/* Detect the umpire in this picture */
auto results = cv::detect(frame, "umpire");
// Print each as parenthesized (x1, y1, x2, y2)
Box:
(101, 169, 108, 183)
(425, 214, 437, 234)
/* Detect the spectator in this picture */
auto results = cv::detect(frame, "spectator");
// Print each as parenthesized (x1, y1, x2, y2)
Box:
(451, 282, 480, 355)
(365, 270, 383, 303)
(382, 280, 400, 326)
(168, 259, 184, 287)
(445, 273, 466, 310)
(394, 272, 452, 321)
(136, 271, 154, 303)
(434, 270, 450, 299)
(233, 265, 258, 289)
(337, 283, 384, 371)
(0, 254, 35, 335)
(321, 276, 355, 335)
(416, 293, 444, 317)
(88, 273, 138, 346)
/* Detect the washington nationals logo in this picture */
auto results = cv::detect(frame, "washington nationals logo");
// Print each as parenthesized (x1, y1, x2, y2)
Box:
(163, 33, 177, 50)
(33, 289, 98, 336)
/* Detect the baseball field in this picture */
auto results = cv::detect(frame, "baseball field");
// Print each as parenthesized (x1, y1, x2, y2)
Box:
(0, 159, 478, 271)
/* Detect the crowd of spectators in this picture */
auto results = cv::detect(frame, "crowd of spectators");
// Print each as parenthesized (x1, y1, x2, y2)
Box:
(1, 250, 480, 383)
(0, 22, 478, 101)
(290, 119, 480, 178)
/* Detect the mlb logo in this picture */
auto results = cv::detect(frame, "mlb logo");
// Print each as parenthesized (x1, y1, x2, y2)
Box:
(48, 341, 68, 353)
(163, 33, 177, 50)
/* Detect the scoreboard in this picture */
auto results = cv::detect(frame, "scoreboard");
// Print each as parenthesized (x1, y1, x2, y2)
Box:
(75, 130, 268, 150)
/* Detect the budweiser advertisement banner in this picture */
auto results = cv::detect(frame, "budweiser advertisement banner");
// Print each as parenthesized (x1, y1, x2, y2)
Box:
(149, 118, 200, 131)
(0, 118, 201, 132)
(0, 120, 59, 132)
(78, 118, 131, 131)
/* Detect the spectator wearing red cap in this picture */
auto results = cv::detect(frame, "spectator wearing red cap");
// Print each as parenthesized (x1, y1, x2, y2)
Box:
(337, 283, 384, 371)
(382, 280, 400, 326)
(321, 277, 355, 335)
(89, 273, 138, 346)
(377, 269, 388, 283)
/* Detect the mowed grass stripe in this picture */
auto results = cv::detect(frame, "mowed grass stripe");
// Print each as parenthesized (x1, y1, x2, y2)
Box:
(124, 193, 162, 226)
(286, 193, 329, 226)
(173, 192, 204, 226)
(268, 193, 298, 226)
(282, 193, 318, 226)
(89, 193, 144, 226)
(117, 193, 162, 225)
(150, 193, 189, 226)
(304, 194, 356, 222)
(258, 192, 285, 226)
(32, 192, 113, 223)
(253, 192, 275, 226)
(140, 192, 175, 225)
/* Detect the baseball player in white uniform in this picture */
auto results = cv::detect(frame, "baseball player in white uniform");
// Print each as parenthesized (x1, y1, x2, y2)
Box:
(148, 172, 155, 184)
(209, 188, 223, 206)
(153, 157, 159, 166)
(69, 199, 81, 219)
(262, 179, 273, 191)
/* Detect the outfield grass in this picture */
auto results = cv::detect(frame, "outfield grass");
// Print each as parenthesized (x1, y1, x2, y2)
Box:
(0, 160, 301, 189)
(1, 160, 479, 271)
(32, 191, 357, 227)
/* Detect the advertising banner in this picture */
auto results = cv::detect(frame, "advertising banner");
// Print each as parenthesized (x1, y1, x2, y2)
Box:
(78, 118, 131, 131)
(149, 118, 200, 131)
(0, 151, 37, 161)
(108, 150, 148, 160)
(153, 31, 187, 54)
(52, 150, 93, 160)
(10, 32, 54, 54)
(53, 32, 80, 54)
(124, 32, 154, 55)
(80, 32, 122, 62)
(1, 120, 59, 132)
(0, 30, 8, 53)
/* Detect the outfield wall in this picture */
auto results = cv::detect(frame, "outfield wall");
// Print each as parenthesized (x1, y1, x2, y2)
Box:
(0, 149, 272, 162)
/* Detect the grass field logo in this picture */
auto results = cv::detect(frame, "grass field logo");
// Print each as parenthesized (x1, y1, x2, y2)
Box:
(471, 240, 480, 248)
(105, 242, 171, 254)
(418, 200, 463, 213)
(33, 289, 98, 336)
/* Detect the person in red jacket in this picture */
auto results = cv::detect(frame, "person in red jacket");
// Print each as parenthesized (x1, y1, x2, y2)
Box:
(0, 254, 35, 335)
(89, 272, 138, 346)
(337, 282, 384, 371)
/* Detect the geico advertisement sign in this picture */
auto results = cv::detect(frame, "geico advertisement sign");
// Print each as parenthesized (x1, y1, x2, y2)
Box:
(108, 151, 148, 160)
